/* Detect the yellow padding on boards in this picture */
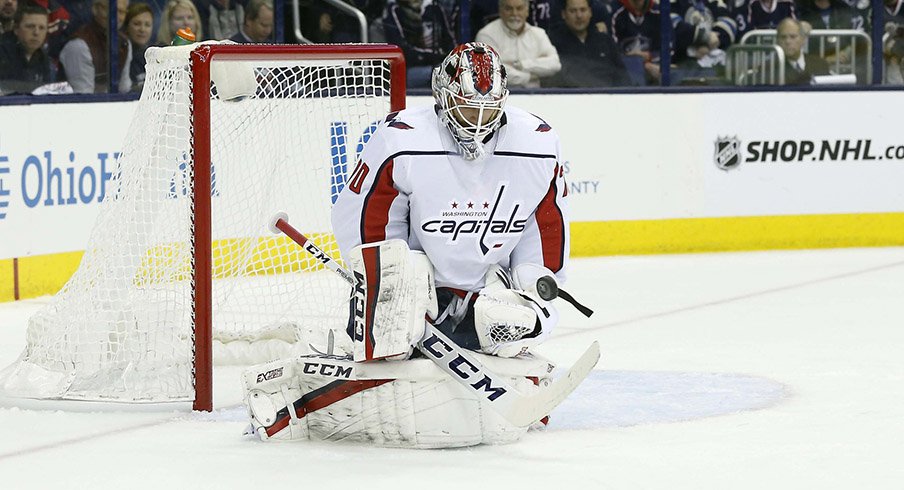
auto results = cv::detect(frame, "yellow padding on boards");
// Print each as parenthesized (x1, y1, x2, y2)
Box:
(571, 213, 904, 256)
(4, 213, 904, 302)
(0, 251, 84, 302)
(0, 259, 13, 302)
(133, 234, 342, 284)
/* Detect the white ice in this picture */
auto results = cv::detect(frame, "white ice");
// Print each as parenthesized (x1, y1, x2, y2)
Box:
(1, 247, 902, 489)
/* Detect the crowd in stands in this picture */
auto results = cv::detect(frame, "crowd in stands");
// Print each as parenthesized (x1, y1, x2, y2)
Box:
(0, 0, 275, 94)
(1, 0, 902, 94)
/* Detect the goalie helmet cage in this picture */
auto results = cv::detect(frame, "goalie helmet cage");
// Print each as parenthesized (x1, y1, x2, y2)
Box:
(0, 43, 406, 411)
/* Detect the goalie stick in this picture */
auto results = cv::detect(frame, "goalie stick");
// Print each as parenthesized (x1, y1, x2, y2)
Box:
(268, 212, 600, 428)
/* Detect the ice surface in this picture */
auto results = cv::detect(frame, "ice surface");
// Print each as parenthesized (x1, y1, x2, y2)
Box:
(1, 248, 902, 489)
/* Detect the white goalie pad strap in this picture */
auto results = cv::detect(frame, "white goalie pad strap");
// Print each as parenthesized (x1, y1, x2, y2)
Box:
(475, 265, 560, 358)
(347, 240, 437, 361)
(242, 354, 553, 447)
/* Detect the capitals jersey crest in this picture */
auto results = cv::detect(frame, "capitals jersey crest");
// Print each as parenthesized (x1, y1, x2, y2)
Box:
(331, 105, 570, 291)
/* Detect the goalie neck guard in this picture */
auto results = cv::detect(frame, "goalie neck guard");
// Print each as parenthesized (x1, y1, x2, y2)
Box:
(432, 42, 509, 160)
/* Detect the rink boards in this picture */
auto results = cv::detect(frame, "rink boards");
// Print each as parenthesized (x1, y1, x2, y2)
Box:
(2, 91, 904, 300)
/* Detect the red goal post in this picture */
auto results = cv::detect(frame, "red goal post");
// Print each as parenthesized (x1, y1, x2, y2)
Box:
(0, 43, 406, 412)
(191, 44, 406, 411)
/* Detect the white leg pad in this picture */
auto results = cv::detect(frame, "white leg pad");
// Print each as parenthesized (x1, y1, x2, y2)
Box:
(242, 353, 554, 447)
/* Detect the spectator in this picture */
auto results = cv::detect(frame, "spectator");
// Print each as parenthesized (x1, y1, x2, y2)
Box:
(383, 0, 456, 88)
(672, 0, 738, 81)
(229, 0, 271, 43)
(0, 3, 53, 93)
(725, 0, 750, 37)
(549, 0, 616, 34)
(547, 0, 632, 86)
(676, 0, 737, 50)
(157, 0, 203, 45)
(747, 0, 796, 29)
(527, 0, 556, 30)
(30, 0, 70, 59)
(470, 0, 559, 36)
(195, 0, 244, 40)
(359, 0, 391, 41)
(59, 0, 131, 93)
(883, 0, 904, 83)
(776, 17, 829, 84)
(611, 0, 664, 83)
(885, 23, 904, 84)
(475, 0, 561, 87)
(798, 0, 857, 30)
(299, 3, 335, 43)
(799, 0, 868, 81)
(839, 0, 870, 31)
(123, 2, 152, 92)
(0, 0, 16, 34)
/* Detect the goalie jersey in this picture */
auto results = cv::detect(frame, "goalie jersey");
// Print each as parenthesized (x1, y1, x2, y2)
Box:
(331, 104, 570, 292)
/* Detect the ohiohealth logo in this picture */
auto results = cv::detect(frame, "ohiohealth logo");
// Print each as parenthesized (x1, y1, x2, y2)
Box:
(0, 148, 118, 222)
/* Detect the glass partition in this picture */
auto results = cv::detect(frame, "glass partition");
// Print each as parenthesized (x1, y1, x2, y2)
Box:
(1, 0, 902, 97)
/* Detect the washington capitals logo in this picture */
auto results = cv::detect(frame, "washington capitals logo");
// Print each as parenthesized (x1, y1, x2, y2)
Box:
(420, 184, 526, 255)
(384, 111, 414, 130)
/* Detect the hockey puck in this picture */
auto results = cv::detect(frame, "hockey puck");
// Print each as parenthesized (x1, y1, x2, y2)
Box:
(536, 276, 558, 301)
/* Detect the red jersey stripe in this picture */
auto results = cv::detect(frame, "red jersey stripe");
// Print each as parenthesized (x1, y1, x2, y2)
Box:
(359, 159, 398, 244)
(535, 164, 565, 273)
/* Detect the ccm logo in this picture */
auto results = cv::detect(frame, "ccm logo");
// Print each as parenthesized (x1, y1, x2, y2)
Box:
(303, 362, 353, 379)
(304, 243, 331, 264)
(256, 367, 284, 383)
(422, 334, 507, 401)
(351, 270, 366, 341)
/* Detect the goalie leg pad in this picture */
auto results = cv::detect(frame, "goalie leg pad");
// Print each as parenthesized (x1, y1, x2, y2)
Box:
(243, 354, 551, 447)
(346, 240, 437, 361)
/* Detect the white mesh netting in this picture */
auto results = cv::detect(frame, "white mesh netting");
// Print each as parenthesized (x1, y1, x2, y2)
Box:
(0, 43, 395, 403)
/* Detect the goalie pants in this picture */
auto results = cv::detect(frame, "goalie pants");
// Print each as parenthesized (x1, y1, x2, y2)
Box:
(430, 287, 481, 350)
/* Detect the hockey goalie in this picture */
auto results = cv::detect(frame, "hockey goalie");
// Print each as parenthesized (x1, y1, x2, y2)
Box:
(243, 42, 597, 448)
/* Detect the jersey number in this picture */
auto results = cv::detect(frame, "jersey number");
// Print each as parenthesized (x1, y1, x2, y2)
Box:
(348, 160, 370, 194)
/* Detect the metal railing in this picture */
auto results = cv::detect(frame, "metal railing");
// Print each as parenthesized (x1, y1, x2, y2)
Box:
(292, 0, 369, 44)
(740, 29, 872, 83)
(725, 45, 786, 85)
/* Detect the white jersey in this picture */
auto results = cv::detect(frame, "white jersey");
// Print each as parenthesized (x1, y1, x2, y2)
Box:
(331, 104, 570, 292)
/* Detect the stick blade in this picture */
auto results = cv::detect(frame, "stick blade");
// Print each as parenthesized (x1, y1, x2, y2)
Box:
(505, 341, 601, 427)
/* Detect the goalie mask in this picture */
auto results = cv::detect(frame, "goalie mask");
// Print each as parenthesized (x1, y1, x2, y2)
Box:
(432, 42, 509, 160)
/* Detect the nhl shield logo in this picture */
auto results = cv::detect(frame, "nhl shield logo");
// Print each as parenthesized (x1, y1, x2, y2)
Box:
(714, 136, 742, 171)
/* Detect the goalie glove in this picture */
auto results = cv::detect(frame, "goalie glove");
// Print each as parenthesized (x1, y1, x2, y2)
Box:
(474, 264, 560, 358)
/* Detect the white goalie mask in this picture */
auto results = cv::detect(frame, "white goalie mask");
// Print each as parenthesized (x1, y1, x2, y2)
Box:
(432, 42, 509, 160)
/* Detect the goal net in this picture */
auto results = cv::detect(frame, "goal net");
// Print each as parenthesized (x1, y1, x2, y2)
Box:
(0, 43, 405, 410)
